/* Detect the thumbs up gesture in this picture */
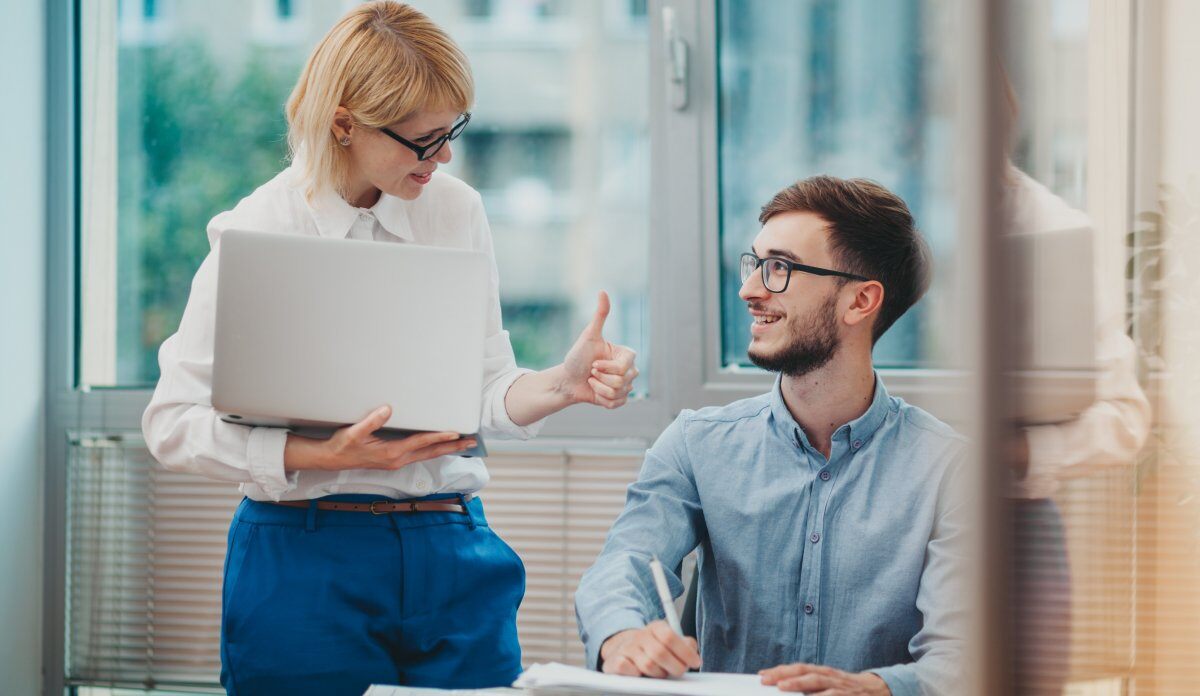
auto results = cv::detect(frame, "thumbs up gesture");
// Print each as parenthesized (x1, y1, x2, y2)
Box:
(560, 291, 639, 409)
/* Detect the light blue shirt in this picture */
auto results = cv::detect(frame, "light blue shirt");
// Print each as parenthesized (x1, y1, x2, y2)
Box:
(575, 374, 969, 696)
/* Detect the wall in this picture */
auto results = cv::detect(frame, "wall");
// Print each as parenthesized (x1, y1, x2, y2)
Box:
(0, 1, 46, 693)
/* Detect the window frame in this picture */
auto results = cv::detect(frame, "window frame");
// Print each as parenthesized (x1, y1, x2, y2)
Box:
(40, 0, 1047, 693)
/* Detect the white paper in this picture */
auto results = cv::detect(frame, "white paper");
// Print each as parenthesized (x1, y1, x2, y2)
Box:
(363, 686, 518, 695)
(512, 662, 791, 696)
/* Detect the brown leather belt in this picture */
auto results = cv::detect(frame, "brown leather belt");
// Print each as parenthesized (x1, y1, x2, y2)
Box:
(269, 499, 468, 515)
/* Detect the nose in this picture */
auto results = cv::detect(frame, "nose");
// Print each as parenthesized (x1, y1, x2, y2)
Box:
(738, 266, 768, 302)
(433, 140, 453, 164)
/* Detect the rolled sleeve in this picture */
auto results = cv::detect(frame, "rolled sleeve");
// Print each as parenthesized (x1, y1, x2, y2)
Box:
(867, 664, 920, 696)
(480, 364, 543, 440)
(246, 426, 296, 501)
(578, 609, 648, 671)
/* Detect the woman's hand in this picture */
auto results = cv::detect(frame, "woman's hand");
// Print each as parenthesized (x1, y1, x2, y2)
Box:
(560, 291, 639, 409)
(284, 405, 476, 472)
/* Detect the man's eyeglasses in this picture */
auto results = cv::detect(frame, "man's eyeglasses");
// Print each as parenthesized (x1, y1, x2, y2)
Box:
(380, 112, 471, 161)
(739, 252, 871, 294)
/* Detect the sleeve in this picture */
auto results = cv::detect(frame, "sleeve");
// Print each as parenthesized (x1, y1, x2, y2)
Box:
(1016, 321, 1151, 498)
(140, 217, 298, 500)
(869, 445, 973, 696)
(469, 191, 544, 440)
(573, 414, 707, 670)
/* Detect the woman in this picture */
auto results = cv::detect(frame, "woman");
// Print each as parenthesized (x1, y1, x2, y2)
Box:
(141, 3, 638, 694)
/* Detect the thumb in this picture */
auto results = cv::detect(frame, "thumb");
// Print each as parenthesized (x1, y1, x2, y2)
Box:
(585, 290, 611, 337)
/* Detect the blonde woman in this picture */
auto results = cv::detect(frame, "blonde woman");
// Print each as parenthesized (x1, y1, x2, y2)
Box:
(141, 3, 638, 693)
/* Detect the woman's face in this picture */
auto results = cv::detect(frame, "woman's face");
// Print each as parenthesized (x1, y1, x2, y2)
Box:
(337, 107, 462, 204)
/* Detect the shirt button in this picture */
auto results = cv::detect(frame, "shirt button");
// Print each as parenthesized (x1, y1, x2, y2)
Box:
(416, 480, 429, 491)
(852, 439, 863, 449)
(819, 470, 831, 482)
(804, 603, 814, 615)
(810, 532, 821, 543)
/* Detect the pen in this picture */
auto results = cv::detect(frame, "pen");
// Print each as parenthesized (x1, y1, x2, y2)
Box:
(649, 555, 684, 635)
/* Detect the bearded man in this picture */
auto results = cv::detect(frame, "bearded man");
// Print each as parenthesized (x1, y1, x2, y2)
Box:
(574, 176, 969, 696)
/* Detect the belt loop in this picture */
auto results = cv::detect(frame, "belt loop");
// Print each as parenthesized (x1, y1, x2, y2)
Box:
(458, 493, 477, 530)
(305, 499, 319, 532)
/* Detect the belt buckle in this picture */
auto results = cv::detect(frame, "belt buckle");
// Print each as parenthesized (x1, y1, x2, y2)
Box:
(368, 500, 388, 515)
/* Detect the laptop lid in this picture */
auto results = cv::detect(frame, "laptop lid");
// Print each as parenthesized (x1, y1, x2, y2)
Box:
(212, 230, 489, 436)
(1005, 225, 1099, 424)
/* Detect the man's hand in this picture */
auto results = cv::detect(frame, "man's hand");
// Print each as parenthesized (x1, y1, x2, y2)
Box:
(759, 663, 890, 694)
(599, 621, 702, 678)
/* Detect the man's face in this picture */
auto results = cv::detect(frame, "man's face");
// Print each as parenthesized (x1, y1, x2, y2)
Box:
(738, 211, 846, 377)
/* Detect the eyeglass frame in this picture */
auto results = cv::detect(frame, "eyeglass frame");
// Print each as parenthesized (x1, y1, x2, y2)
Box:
(739, 252, 871, 294)
(379, 112, 471, 161)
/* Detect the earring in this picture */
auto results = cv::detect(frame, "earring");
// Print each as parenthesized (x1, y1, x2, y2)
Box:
(340, 137, 351, 146)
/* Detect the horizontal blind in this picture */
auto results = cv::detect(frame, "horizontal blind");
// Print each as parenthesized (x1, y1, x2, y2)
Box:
(65, 434, 644, 688)
(1054, 467, 1135, 683)
(482, 449, 644, 667)
(67, 432, 244, 688)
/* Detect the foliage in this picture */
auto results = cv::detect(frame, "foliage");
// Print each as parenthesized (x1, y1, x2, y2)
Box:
(119, 41, 296, 383)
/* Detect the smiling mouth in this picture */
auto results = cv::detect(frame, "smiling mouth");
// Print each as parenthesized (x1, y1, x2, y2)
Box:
(753, 315, 783, 325)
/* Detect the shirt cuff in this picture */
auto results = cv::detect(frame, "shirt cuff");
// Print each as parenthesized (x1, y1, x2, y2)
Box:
(581, 610, 647, 671)
(246, 426, 297, 501)
(482, 368, 545, 440)
(1012, 424, 1065, 499)
(866, 663, 920, 696)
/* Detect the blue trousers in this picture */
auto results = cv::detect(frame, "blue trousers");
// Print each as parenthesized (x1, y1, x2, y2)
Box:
(220, 494, 525, 696)
(1012, 498, 1071, 696)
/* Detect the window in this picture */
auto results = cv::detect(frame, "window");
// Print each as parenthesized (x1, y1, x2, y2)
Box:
(716, 0, 959, 370)
(117, 0, 175, 45)
(79, 0, 650, 388)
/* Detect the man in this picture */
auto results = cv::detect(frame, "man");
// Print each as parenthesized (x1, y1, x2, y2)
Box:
(574, 176, 969, 696)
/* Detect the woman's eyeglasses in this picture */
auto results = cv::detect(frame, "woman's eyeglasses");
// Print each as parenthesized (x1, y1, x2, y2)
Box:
(380, 112, 471, 161)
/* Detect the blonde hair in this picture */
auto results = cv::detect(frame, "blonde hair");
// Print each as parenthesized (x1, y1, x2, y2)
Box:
(285, 1, 474, 199)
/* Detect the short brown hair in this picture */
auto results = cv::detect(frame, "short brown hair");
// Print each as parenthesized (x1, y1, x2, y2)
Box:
(759, 175, 931, 342)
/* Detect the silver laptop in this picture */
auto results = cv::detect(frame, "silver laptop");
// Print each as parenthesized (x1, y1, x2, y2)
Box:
(1005, 225, 1099, 424)
(212, 230, 489, 456)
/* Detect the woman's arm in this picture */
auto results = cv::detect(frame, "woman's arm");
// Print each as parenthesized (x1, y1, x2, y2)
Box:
(503, 291, 639, 427)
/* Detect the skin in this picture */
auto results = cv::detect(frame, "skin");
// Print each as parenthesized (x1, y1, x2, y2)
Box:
(600, 211, 889, 695)
(284, 108, 639, 473)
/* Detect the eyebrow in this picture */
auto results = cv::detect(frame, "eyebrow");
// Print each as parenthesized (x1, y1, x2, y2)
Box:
(753, 247, 804, 264)
(413, 127, 445, 140)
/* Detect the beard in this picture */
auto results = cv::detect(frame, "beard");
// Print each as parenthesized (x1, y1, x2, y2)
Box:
(747, 292, 841, 378)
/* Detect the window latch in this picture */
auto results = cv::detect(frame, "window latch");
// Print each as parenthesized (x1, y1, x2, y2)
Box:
(663, 6, 689, 111)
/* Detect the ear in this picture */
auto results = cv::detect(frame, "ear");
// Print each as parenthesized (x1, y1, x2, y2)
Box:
(842, 280, 885, 331)
(331, 106, 356, 142)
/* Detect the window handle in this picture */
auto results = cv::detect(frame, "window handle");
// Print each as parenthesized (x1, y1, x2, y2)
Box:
(663, 6, 689, 111)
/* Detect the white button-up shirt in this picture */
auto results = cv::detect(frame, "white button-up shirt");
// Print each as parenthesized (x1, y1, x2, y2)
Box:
(1005, 167, 1152, 499)
(142, 166, 543, 501)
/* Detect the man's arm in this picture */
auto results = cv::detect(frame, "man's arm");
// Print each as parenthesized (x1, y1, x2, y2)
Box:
(866, 447, 973, 696)
(574, 413, 706, 671)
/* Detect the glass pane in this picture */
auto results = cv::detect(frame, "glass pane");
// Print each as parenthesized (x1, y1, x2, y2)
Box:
(716, 0, 959, 369)
(430, 1, 650, 378)
(79, 0, 649, 390)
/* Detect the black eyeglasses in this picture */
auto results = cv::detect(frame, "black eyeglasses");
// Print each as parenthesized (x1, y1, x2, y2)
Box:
(740, 252, 871, 294)
(380, 112, 471, 161)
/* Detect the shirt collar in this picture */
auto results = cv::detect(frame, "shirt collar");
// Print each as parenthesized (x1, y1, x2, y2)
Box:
(300, 174, 415, 242)
(768, 371, 893, 450)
